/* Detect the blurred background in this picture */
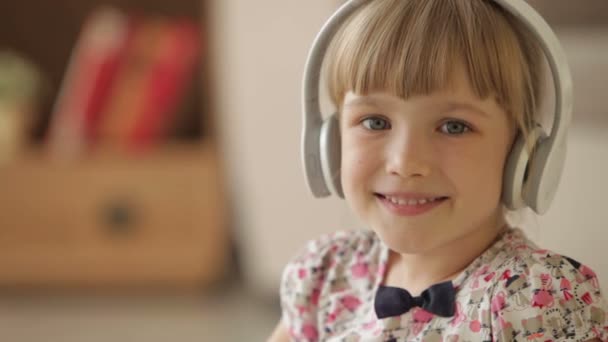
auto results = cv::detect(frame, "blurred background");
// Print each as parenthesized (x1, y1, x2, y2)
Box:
(0, 0, 605, 341)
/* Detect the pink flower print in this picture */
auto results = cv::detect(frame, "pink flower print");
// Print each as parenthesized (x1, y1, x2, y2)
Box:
(340, 295, 362, 311)
(311, 288, 321, 306)
(450, 302, 466, 327)
(351, 258, 369, 279)
(298, 268, 308, 279)
(474, 265, 490, 276)
(580, 265, 600, 289)
(532, 274, 554, 309)
(540, 273, 551, 287)
(484, 272, 496, 282)
(469, 320, 482, 333)
(582, 292, 593, 305)
(326, 307, 343, 324)
(515, 244, 531, 252)
(301, 324, 319, 340)
(470, 265, 491, 289)
(531, 290, 554, 309)
(532, 249, 549, 255)
(560, 277, 574, 301)
(326, 295, 362, 324)
(411, 309, 435, 335)
(491, 291, 507, 317)
(501, 269, 511, 281)
(560, 277, 571, 291)
(413, 308, 434, 323)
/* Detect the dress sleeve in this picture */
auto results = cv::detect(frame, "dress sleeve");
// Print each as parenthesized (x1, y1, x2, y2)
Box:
(279, 233, 337, 341)
(491, 254, 608, 342)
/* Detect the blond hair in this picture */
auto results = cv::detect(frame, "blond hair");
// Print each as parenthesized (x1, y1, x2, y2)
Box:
(324, 0, 544, 151)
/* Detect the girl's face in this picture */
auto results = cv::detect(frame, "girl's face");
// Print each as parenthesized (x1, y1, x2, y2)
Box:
(339, 71, 517, 255)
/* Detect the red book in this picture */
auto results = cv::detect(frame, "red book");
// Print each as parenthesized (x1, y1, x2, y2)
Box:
(95, 17, 165, 150)
(126, 19, 202, 152)
(47, 6, 132, 157)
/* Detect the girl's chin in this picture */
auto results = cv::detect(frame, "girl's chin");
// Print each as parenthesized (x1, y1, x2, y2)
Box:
(377, 233, 436, 255)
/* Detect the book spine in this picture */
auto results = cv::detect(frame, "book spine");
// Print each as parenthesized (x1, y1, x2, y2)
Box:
(95, 17, 166, 150)
(126, 19, 202, 152)
(47, 7, 130, 158)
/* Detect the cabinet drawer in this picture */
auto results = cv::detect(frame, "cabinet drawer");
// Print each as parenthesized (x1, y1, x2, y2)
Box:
(0, 144, 228, 288)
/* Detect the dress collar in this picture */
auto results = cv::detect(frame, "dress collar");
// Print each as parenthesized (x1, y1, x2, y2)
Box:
(372, 225, 521, 294)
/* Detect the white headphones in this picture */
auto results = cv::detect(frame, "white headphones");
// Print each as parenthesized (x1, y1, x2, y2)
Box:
(301, 0, 573, 214)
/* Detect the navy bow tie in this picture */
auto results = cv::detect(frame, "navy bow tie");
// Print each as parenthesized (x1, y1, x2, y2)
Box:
(374, 281, 456, 319)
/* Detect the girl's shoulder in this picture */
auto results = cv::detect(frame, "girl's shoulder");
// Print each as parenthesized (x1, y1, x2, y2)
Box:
(280, 229, 383, 293)
(488, 228, 603, 297)
(279, 229, 383, 340)
(467, 228, 601, 287)
(482, 229, 608, 341)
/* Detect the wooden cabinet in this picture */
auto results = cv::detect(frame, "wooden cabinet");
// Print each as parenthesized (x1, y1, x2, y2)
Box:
(0, 143, 228, 288)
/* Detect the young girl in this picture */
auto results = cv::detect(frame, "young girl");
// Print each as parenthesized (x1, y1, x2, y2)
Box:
(269, 0, 608, 341)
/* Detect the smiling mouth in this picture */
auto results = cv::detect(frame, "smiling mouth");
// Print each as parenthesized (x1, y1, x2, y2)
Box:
(374, 193, 449, 216)
(374, 193, 450, 206)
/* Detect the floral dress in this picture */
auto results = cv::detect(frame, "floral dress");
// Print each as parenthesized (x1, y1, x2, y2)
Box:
(279, 227, 608, 341)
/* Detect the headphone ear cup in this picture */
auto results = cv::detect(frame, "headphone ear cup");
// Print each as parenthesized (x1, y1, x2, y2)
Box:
(502, 132, 529, 210)
(502, 125, 545, 211)
(523, 128, 561, 214)
(319, 113, 344, 197)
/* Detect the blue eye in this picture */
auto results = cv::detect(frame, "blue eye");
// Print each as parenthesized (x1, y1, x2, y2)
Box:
(440, 120, 471, 135)
(362, 117, 390, 130)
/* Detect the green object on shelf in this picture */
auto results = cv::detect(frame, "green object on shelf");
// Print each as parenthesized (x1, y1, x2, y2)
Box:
(0, 50, 44, 164)
(0, 50, 42, 106)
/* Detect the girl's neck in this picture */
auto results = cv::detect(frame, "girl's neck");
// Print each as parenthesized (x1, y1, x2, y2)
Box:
(382, 219, 508, 296)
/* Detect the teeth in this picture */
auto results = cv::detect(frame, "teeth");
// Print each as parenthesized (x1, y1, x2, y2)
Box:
(385, 196, 440, 206)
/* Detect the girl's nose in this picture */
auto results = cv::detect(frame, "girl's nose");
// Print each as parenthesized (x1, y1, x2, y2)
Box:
(384, 132, 432, 178)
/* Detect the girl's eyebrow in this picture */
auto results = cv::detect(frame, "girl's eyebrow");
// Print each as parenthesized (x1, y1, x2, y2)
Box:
(444, 102, 489, 118)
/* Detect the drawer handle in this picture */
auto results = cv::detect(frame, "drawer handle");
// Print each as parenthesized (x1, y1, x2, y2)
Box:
(101, 199, 138, 237)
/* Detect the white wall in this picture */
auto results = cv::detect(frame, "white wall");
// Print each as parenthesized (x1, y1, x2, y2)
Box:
(536, 28, 608, 291)
(538, 126, 608, 289)
(209, 1, 608, 295)
(208, 0, 355, 295)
